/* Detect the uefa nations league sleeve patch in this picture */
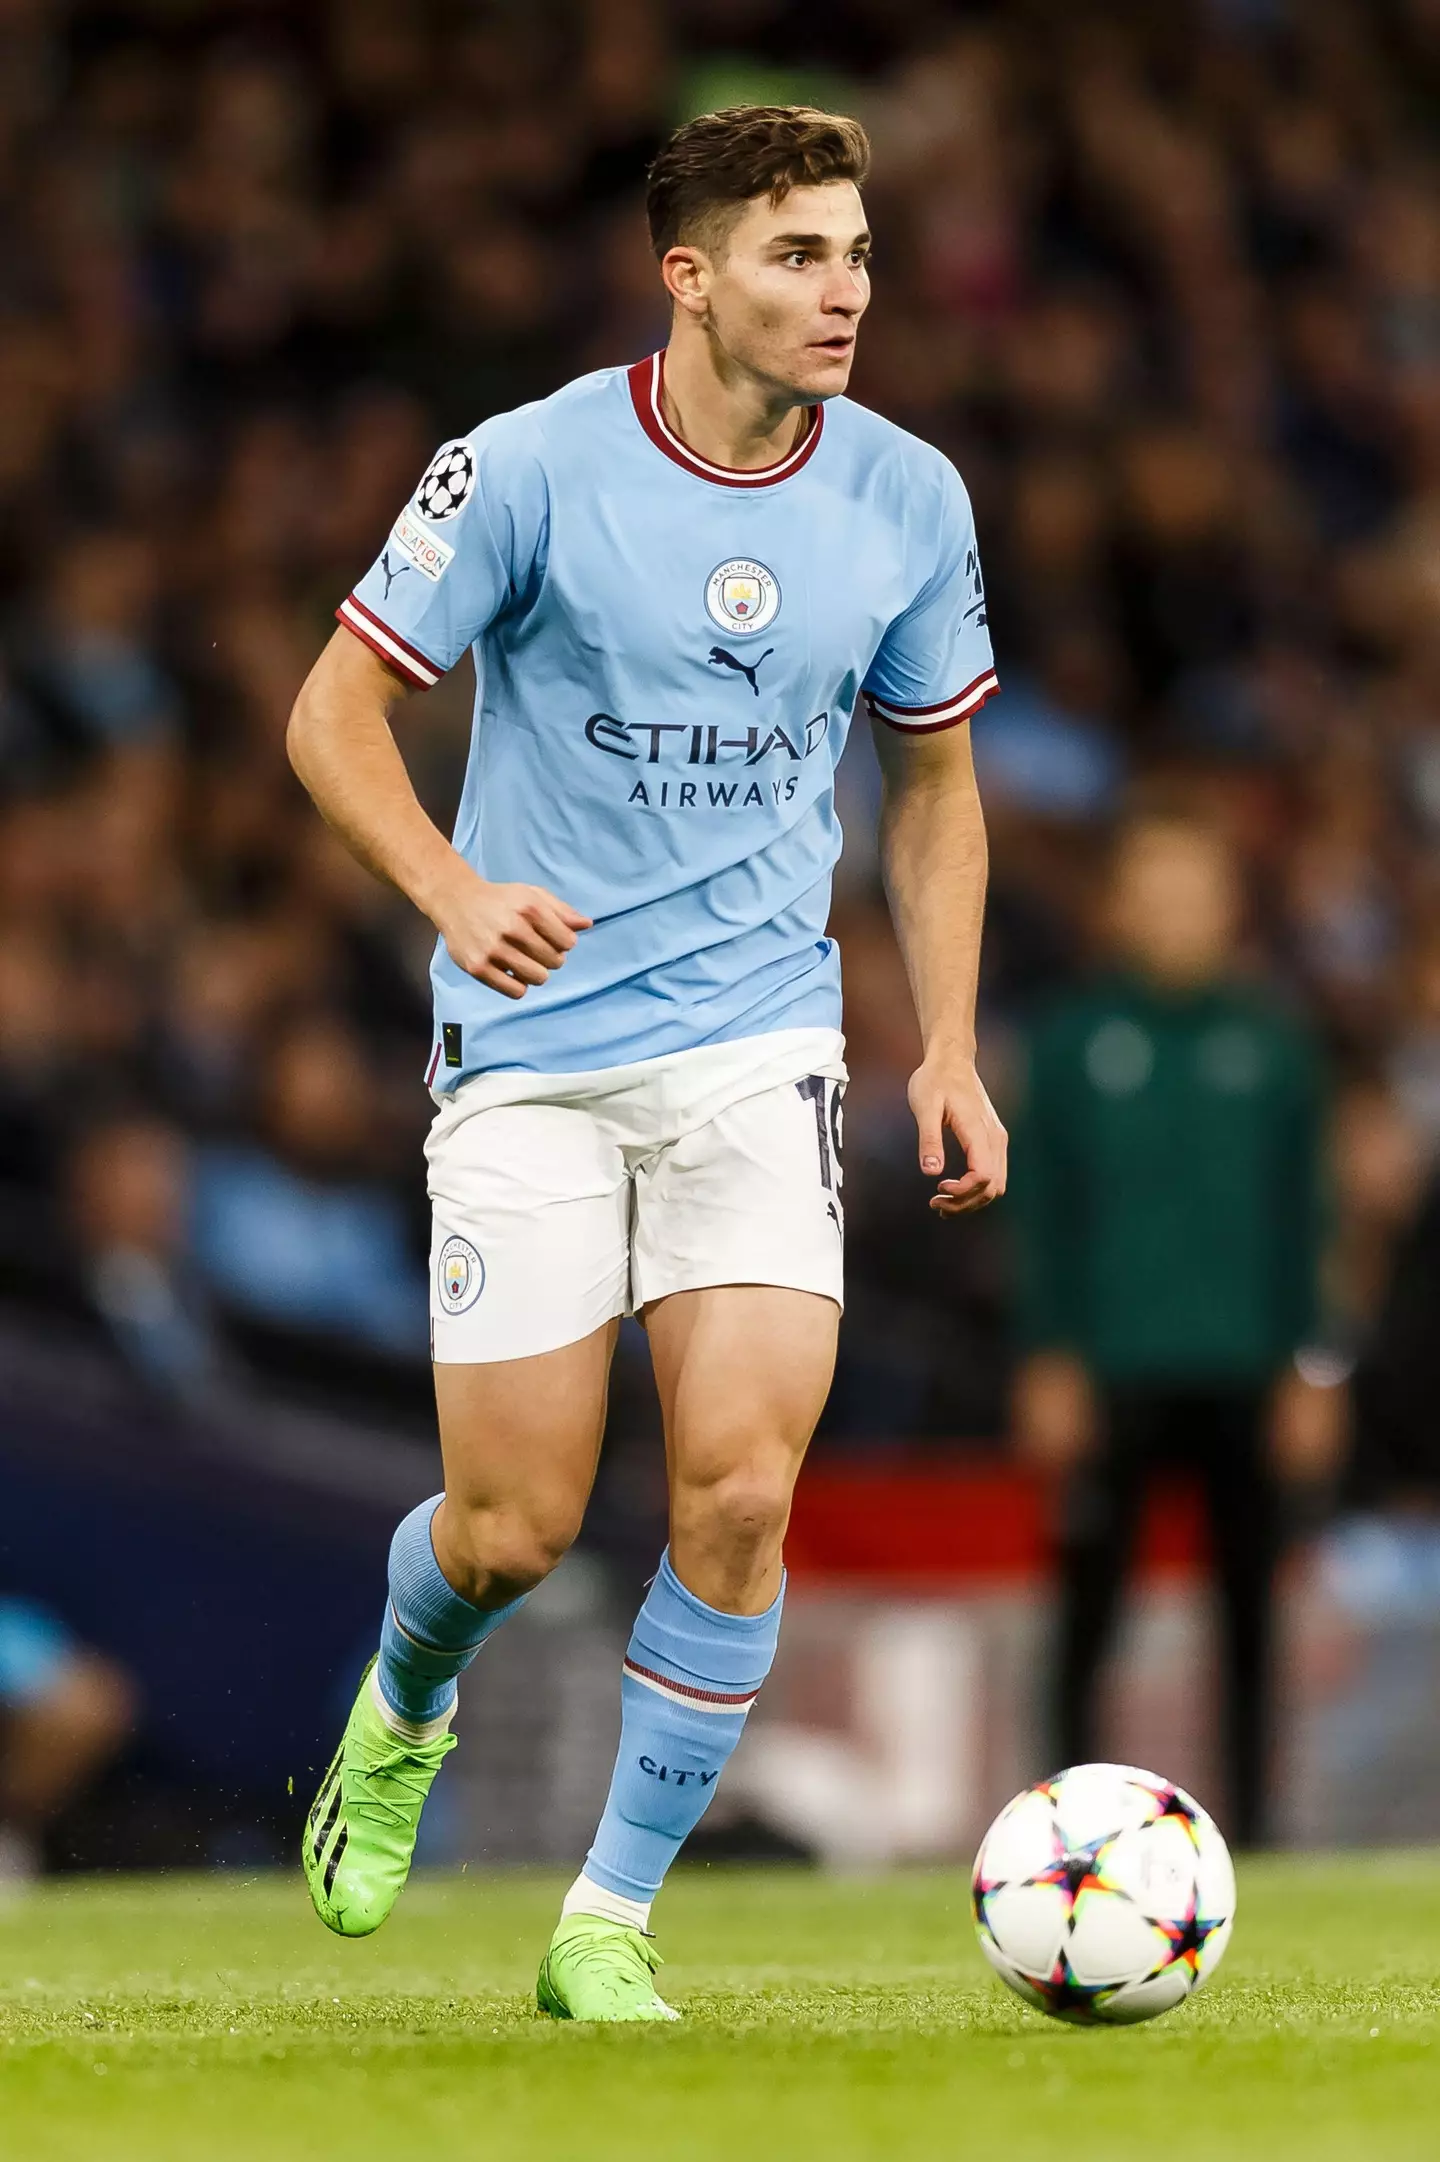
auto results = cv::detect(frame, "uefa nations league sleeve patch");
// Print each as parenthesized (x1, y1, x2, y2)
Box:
(436, 1234, 486, 1314)
(414, 441, 477, 523)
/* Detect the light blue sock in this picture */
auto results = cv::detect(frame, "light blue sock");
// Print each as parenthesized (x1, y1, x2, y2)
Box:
(583, 1549, 784, 1906)
(376, 1496, 525, 1729)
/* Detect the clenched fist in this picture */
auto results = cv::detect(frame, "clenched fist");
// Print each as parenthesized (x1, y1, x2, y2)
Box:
(432, 869, 591, 1000)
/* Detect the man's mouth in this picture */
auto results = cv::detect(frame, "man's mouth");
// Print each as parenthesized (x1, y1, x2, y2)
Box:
(810, 336, 855, 354)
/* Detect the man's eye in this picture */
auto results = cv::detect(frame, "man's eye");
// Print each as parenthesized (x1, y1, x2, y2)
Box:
(787, 252, 810, 267)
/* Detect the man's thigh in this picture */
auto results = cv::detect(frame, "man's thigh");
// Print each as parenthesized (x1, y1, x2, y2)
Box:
(645, 1285, 837, 1608)
(432, 1321, 619, 1534)
(645, 1284, 839, 1478)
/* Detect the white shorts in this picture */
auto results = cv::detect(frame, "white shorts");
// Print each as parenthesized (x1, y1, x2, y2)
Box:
(426, 1027, 846, 1364)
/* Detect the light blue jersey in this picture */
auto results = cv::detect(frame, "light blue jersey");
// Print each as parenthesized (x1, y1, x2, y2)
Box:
(339, 351, 997, 1087)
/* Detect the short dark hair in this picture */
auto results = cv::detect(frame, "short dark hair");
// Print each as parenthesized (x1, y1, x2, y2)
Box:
(645, 104, 871, 261)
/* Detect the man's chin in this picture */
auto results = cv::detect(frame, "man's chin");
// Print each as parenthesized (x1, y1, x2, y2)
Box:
(790, 349, 857, 402)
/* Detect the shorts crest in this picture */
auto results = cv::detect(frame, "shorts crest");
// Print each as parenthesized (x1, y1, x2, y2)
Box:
(436, 1234, 485, 1314)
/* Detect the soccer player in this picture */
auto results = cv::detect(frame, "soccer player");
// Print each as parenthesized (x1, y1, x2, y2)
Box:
(287, 104, 1005, 2020)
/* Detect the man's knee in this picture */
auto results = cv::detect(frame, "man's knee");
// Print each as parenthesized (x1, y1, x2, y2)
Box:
(441, 1495, 584, 1604)
(677, 1459, 796, 1566)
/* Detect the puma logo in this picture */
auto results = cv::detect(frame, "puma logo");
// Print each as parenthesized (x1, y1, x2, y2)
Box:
(381, 551, 411, 600)
(708, 645, 773, 697)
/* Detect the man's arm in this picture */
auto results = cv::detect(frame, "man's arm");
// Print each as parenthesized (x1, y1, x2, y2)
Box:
(871, 717, 1007, 1215)
(287, 628, 590, 1001)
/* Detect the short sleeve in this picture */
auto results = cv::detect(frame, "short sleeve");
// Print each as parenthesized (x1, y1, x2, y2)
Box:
(336, 420, 549, 689)
(863, 457, 998, 733)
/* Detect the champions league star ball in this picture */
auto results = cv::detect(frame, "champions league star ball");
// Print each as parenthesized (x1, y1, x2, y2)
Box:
(415, 441, 476, 523)
(972, 1763, 1236, 2025)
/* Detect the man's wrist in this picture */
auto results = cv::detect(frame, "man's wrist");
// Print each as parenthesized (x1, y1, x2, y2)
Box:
(408, 840, 471, 926)
(922, 1034, 978, 1067)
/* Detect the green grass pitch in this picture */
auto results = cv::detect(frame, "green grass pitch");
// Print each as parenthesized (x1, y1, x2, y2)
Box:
(2, 1858, 1438, 2161)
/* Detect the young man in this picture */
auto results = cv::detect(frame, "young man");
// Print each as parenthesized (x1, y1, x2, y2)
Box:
(287, 104, 1005, 2020)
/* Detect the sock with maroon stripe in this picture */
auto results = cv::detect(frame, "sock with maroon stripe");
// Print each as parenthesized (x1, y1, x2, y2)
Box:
(375, 1497, 525, 1736)
(571, 1548, 784, 1919)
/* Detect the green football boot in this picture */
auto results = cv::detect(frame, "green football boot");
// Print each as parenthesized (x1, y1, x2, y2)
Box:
(302, 1659, 456, 1938)
(536, 1914, 681, 2022)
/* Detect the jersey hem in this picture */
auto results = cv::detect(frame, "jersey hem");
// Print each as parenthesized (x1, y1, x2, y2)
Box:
(428, 1020, 845, 1101)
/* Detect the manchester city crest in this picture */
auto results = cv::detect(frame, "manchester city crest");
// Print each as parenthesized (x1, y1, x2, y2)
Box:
(705, 558, 780, 637)
(436, 1233, 485, 1314)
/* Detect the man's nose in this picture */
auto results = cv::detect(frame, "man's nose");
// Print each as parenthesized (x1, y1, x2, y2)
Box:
(822, 271, 866, 316)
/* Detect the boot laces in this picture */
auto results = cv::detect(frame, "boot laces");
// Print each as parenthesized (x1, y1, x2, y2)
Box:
(348, 1733, 456, 1836)
(566, 1925, 663, 2001)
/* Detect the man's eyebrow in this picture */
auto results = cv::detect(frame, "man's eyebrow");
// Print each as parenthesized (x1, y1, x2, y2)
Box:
(767, 230, 872, 249)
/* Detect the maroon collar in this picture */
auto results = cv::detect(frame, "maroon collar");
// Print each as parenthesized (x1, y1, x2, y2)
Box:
(626, 351, 823, 488)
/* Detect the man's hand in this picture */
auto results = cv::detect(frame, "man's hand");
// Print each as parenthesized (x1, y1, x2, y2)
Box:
(1012, 1351, 1097, 1474)
(431, 867, 592, 1001)
(1268, 1363, 1350, 1489)
(909, 1052, 1008, 1215)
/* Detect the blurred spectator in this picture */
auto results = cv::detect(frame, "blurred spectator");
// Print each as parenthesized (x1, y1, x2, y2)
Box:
(1328, 1091, 1440, 1769)
(17, 532, 178, 764)
(1009, 811, 1334, 1845)
(69, 1117, 229, 1400)
(1327, 1074, 1428, 1354)
(0, 924, 68, 1195)
(189, 1015, 426, 1360)
(0, 1599, 135, 1887)
(1387, 926, 1440, 1154)
(1351, 1138, 1440, 1508)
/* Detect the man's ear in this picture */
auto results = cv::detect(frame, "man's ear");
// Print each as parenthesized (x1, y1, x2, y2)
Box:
(662, 245, 711, 319)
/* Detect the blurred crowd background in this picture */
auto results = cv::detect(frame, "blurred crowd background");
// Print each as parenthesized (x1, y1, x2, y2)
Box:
(5, 0, 1440, 1871)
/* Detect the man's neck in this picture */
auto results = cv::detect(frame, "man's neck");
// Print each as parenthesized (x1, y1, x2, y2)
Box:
(660, 328, 810, 471)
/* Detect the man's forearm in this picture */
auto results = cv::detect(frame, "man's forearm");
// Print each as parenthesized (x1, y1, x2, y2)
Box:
(877, 736, 989, 1059)
(288, 627, 591, 1002)
(287, 629, 459, 922)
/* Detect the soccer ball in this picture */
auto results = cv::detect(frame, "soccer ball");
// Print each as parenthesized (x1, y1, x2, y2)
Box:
(415, 441, 475, 522)
(971, 1763, 1235, 2025)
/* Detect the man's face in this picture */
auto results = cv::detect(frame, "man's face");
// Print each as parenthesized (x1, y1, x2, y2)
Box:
(668, 180, 870, 402)
(1109, 827, 1242, 988)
